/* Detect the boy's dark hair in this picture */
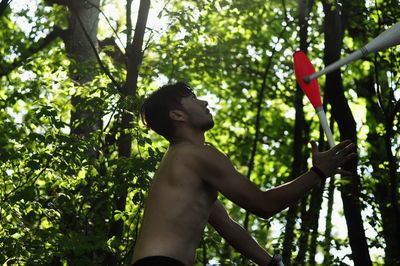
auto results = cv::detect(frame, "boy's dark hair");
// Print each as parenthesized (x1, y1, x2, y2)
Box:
(141, 82, 193, 140)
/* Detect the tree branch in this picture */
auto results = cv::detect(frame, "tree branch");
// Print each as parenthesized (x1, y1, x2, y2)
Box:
(123, 0, 150, 96)
(126, 0, 133, 46)
(0, 0, 12, 18)
(3, 166, 47, 202)
(0, 27, 65, 77)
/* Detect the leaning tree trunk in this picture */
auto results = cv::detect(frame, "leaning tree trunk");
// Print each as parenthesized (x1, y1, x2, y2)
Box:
(372, 31, 400, 264)
(282, 0, 313, 264)
(381, 100, 400, 265)
(321, 1, 372, 265)
(363, 72, 400, 265)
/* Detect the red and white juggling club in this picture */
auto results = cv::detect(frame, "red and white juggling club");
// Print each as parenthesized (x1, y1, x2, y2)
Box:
(293, 51, 335, 148)
(304, 22, 400, 83)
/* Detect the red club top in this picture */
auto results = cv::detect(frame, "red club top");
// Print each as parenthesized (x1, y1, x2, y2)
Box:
(293, 50, 322, 109)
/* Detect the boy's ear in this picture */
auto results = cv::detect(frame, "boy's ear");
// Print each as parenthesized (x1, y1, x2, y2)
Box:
(169, 110, 186, 122)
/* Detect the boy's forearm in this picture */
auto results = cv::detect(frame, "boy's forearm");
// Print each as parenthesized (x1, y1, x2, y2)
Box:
(223, 219, 272, 266)
(263, 169, 322, 217)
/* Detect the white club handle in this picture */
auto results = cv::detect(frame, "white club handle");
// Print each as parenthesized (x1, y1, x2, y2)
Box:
(305, 22, 400, 83)
(316, 107, 335, 148)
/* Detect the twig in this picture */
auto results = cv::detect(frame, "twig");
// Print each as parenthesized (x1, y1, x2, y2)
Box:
(3, 166, 47, 202)
(0, 0, 12, 17)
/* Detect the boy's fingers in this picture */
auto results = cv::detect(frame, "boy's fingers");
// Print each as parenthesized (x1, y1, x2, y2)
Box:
(346, 152, 357, 160)
(337, 143, 356, 156)
(339, 152, 357, 165)
(331, 139, 352, 153)
(310, 141, 318, 153)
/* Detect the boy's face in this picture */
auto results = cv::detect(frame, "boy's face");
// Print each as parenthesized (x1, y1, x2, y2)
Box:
(179, 93, 214, 131)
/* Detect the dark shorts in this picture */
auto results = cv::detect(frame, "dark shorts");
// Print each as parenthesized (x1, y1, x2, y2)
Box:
(132, 256, 185, 266)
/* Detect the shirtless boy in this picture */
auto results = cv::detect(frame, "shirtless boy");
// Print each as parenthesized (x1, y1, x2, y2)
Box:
(132, 82, 356, 266)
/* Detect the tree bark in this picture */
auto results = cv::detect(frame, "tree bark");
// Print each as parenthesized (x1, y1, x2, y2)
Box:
(321, 1, 372, 265)
(62, 0, 102, 136)
(381, 100, 400, 266)
(44, 1, 102, 264)
(307, 186, 324, 266)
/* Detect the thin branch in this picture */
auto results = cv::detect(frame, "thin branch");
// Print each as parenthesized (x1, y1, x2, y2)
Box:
(373, 54, 386, 116)
(280, 0, 288, 24)
(84, 0, 126, 53)
(44, 0, 68, 6)
(374, 0, 382, 31)
(3, 166, 47, 202)
(142, 0, 173, 52)
(71, 5, 122, 91)
(70, 5, 125, 151)
(0, 27, 65, 77)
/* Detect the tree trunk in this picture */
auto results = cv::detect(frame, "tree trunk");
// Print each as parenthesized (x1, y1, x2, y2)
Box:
(107, 0, 150, 264)
(63, 0, 102, 136)
(294, 195, 310, 266)
(308, 185, 324, 266)
(321, 1, 372, 265)
(47, 0, 102, 263)
(308, 102, 331, 266)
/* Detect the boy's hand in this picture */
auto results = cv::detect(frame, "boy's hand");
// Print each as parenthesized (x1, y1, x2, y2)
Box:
(311, 139, 357, 177)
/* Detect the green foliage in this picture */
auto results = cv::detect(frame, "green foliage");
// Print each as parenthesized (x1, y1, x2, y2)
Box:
(0, 1, 160, 264)
(0, 0, 399, 265)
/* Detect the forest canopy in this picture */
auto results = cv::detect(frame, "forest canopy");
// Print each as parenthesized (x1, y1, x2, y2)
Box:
(0, 0, 399, 265)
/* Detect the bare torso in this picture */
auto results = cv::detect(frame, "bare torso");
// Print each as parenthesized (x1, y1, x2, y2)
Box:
(132, 143, 218, 265)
